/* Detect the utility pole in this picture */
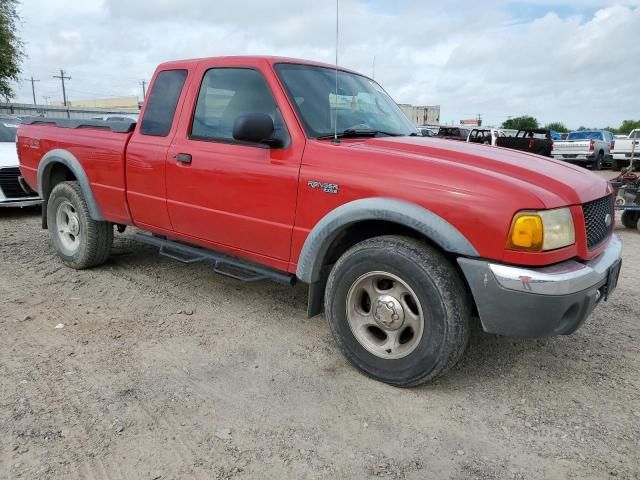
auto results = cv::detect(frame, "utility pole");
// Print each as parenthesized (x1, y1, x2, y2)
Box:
(53, 69, 71, 106)
(24, 77, 40, 105)
(43, 96, 50, 105)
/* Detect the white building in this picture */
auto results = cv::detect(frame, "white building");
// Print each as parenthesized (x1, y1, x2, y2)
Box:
(398, 104, 440, 126)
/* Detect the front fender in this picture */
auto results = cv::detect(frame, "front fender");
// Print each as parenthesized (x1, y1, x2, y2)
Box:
(37, 149, 103, 221)
(296, 197, 478, 284)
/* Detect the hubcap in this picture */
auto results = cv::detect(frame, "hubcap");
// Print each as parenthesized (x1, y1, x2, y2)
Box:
(56, 201, 81, 253)
(373, 295, 405, 330)
(346, 271, 424, 359)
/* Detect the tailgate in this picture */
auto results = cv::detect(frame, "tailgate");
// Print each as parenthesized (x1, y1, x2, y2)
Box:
(612, 139, 640, 154)
(552, 141, 590, 157)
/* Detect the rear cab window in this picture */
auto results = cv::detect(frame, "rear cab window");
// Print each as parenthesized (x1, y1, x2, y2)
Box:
(140, 69, 188, 137)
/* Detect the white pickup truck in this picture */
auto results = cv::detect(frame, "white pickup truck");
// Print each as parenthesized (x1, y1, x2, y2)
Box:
(551, 130, 615, 170)
(611, 129, 640, 171)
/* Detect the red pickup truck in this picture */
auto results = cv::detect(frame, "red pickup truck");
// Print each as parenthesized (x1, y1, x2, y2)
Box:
(17, 56, 622, 386)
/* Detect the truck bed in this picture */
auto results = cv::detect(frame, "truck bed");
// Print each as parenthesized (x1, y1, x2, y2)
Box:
(18, 119, 135, 224)
(496, 136, 552, 157)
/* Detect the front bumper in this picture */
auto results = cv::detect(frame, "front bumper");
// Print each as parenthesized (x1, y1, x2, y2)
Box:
(457, 235, 622, 337)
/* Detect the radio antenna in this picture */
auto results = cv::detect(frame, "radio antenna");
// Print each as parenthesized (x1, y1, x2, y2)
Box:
(333, 0, 340, 144)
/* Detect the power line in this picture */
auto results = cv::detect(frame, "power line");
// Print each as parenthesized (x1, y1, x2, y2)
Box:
(52, 69, 71, 106)
(23, 77, 40, 105)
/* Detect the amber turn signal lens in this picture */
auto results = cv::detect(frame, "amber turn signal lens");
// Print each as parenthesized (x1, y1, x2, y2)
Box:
(507, 214, 543, 251)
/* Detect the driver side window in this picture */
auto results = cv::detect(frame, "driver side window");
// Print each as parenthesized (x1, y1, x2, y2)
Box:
(190, 68, 288, 145)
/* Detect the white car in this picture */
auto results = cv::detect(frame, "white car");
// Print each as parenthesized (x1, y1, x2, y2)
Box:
(0, 116, 41, 207)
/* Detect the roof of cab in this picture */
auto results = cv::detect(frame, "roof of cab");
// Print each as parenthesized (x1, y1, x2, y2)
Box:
(155, 55, 362, 76)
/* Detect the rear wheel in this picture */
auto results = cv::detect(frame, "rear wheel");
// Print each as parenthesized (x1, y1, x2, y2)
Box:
(593, 152, 604, 171)
(324, 235, 471, 387)
(47, 181, 113, 269)
(621, 210, 640, 230)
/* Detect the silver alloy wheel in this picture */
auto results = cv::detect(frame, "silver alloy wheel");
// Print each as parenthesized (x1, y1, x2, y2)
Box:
(56, 200, 81, 254)
(346, 271, 425, 359)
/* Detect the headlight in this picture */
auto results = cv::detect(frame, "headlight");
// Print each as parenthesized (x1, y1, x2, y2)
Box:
(507, 207, 575, 252)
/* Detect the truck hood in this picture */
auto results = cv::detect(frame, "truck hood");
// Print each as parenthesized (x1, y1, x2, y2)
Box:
(346, 136, 609, 207)
(0, 142, 19, 168)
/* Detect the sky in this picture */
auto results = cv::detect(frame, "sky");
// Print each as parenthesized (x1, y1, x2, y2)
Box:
(11, 0, 640, 129)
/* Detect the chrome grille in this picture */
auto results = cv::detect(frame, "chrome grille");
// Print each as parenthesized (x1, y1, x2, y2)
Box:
(582, 195, 614, 249)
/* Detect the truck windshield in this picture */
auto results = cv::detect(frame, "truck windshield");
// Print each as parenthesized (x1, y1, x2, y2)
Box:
(275, 63, 416, 139)
(0, 121, 19, 142)
(567, 131, 602, 141)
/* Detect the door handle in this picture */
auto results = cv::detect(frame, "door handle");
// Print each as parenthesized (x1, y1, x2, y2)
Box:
(174, 153, 192, 165)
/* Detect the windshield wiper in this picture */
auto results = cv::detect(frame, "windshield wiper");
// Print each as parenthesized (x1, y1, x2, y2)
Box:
(316, 129, 405, 140)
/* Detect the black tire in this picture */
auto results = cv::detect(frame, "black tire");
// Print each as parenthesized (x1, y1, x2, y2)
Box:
(324, 235, 471, 387)
(593, 152, 603, 171)
(47, 181, 113, 269)
(611, 158, 621, 171)
(621, 210, 640, 230)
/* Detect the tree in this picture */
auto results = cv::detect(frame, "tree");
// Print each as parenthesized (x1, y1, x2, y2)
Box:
(501, 115, 539, 130)
(0, 0, 23, 101)
(617, 120, 640, 136)
(544, 122, 569, 132)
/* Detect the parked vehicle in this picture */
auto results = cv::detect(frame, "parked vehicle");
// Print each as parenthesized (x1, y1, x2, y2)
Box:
(436, 126, 471, 141)
(466, 128, 505, 146)
(611, 129, 640, 171)
(418, 127, 435, 137)
(552, 130, 615, 170)
(18, 56, 622, 386)
(496, 129, 554, 157)
(0, 115, 41, 207)
(549, 131, 563, 141)
(610, 170, 640, 232)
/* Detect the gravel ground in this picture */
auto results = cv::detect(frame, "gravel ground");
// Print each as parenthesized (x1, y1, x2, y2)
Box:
(1, 173, 639, 479)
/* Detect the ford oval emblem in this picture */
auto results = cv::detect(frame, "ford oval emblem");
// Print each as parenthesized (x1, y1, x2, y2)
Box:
(604, 213, 612, 228)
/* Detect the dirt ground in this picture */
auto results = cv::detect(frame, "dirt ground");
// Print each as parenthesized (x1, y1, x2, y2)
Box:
(1, 174, 639, 479)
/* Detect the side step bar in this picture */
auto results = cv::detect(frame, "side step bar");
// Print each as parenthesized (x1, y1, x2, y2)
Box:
(135, 233, 296, 286)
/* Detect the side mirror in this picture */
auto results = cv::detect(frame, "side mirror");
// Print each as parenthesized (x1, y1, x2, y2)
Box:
(232, 113, 279, 147)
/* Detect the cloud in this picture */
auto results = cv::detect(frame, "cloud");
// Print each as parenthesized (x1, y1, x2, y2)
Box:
(12, 0, 640, 128)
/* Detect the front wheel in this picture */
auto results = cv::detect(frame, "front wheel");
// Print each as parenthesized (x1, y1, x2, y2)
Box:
(324, 236, 471, 387)
(47, 181, 113, 269)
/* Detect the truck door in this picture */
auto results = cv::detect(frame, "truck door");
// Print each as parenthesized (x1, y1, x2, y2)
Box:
(126, 69, 189, 231)
(165, 65, 304, 264)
